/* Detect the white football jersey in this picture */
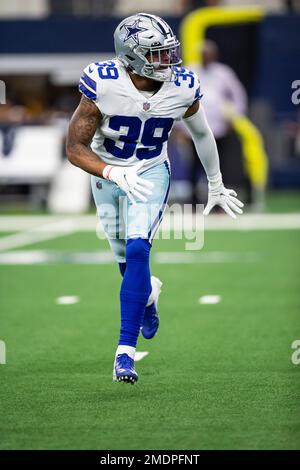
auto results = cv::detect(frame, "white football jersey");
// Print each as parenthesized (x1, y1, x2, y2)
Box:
(79, 59, 202, 170)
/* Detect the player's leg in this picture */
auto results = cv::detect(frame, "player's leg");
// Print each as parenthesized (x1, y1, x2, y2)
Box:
(117, 160, 170, 341)
(91, 174, 152, 383)
(115, 236, 152, 383)
(114, 161, 170, 383)
(118, 263, 163, 339)
(140, 160, 170, 340)
(92, 175, 137, 383)
(91, 175, 126, 264)
(91, 175, 147, 383)
(92, 176, 146, 384)
(120, 161, 170, 341)
(91, 164, 170, 383)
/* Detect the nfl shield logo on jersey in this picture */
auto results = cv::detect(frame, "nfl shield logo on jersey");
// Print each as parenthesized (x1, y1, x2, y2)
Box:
(143, 102, 150, 111)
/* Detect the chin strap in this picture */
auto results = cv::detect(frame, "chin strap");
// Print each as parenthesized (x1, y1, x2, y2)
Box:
(142, 66, 175, 83)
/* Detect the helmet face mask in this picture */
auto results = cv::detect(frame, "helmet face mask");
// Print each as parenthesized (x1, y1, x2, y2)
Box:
(114, 13, 182, 82)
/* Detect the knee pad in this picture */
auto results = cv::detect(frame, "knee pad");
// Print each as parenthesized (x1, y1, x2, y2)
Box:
(126, 238, 151, 261)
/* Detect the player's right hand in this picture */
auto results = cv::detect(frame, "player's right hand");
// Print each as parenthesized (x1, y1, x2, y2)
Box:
(102, 160, 154, 204)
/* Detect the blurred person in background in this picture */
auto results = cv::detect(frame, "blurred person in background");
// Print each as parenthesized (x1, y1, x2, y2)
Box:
(0, 98, 30, 157)
(172, 39, 249, 206)
(197, 40, 248, 193)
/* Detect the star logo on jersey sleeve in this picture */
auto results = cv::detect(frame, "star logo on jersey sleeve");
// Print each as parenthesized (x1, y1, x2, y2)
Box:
(123, 20, 148, 45)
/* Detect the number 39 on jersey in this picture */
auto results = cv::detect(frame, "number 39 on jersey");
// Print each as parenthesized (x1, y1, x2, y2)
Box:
(79, 59, 202, 170)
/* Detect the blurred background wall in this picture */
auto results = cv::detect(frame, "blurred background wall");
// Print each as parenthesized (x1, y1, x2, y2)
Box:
(0, 0, 299, 212)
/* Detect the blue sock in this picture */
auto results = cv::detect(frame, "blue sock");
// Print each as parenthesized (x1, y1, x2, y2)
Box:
(119, 238, 152, 347)
(119, 261, 156, 319)
(118, 262, 126, 277)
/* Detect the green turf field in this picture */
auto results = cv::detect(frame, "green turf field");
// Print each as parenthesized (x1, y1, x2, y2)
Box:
(0, 224, 299, 450)
(0, 189, 299, 215)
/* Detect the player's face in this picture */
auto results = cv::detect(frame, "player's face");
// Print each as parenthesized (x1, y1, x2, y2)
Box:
(146, 49, 170, 69)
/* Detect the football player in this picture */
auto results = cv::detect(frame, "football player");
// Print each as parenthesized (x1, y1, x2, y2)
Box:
(66, 13, 243, 384)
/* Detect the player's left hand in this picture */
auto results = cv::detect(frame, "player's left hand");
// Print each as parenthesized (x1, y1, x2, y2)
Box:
(204, 182, 244, 219)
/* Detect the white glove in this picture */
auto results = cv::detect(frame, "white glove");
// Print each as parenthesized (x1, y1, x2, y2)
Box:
(102, 160, 154, 204)
(204, 174, 244, 219)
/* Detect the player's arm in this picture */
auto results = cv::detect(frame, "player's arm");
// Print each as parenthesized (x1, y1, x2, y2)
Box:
(66, 95, 107, 177)
(182, 100, 244, 218)
(66, 95, 153, 204)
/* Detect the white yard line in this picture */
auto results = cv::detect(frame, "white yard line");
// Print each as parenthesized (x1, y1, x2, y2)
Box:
(0, 212, 298, 254)
(0, 219, 79, 252)
(155, 251, 258, 264)
(0, 213, 300, 233)
(0, 251, 52, 264)
(0, 215, 68, 231)
(0, 250, 258, 265)
(0, 215, 97, 232)
(198, 295, 222, 305)
(56, 296, 80, 305)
